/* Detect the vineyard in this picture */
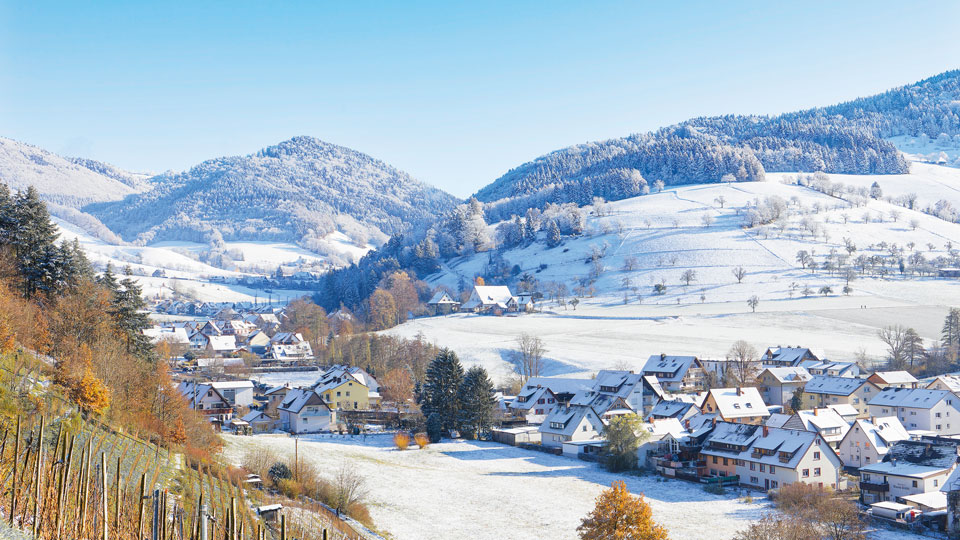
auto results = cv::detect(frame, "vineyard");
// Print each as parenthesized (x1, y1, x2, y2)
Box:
(0, 359, 366, 540)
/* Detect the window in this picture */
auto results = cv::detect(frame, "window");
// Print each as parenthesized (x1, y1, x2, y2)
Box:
(813, 468, 820, 477)
(802, 469, 810, 478)
(813, 452, 820, 460)
(935, 479, 939, 487)
(346, 391, 351, 397)
(337, 391, 341, 397)
(760, 464, 765, 472)
(723, 458, 728, 466)
(538, 398, 545, 404)
(937, 412, 942, 418)
(853, 398, 860, 404)
(771, 480, 778, 488)
(750, 462, 756, 471)
(769, 465, 775, 474)
(912, 480, 918, 488)
(750, 476, 759, 484)
(937, 425, 942, 430)
(582, 425, 587, 432)
(712, 456, 718, 464)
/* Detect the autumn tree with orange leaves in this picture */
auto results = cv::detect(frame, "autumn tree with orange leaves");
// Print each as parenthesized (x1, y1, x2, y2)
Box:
(577, 481, 669, 540)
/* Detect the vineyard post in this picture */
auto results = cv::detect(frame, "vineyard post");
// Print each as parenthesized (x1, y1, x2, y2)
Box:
(200, 504, 209, 540)
(9, 415, 19, 526)
(138, 473, 146, 539)
(101, 451, 108, 540)
(152, 488, 161, 540)
(32, 415, 44, 538)
(114, 456, 121, 534)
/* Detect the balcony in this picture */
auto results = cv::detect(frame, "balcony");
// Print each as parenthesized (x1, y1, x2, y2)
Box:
(859, 481, 889, 492)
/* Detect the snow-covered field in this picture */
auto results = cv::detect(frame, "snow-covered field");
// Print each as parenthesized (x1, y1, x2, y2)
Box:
(221, 433, 917, 540)
(221, 433, 769, 540)
(388, 163, 960, 382)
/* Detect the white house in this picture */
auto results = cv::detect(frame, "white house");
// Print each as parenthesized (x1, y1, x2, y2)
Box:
(538, 405, 606, 448)
(176, 381, 233, 422)
(800, 360, 860, 378)
(868, 371, 919, 389)
(207, 381, 255, 408)
(927, 375, 960, 394)
(781, 407, 850, 449)
(736, 426, 846, 492)
(837, 416, 910, 469)
(860, 440, 960, 504)
(867, 388, 960, 436)
(460, 285, 515, 313)
(757, 367, 812, 407)
(762, 347, 819, 367)
(278, 388, 335, 434)
(641, 354, 705, 393)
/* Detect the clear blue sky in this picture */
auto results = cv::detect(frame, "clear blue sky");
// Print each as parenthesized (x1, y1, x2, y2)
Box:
(1, 1, 959, 197)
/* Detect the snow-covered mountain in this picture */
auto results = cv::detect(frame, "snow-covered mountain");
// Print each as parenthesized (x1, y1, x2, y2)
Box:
(85, 136, 459, 257)
(476, 70, 960, 221)
(0, 136, 151, 207)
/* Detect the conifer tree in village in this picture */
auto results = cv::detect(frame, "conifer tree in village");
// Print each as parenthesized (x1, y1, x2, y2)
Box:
(422, 348, 464, 432)
(943, 308, 960, 363)
(457, 366, 497, 439)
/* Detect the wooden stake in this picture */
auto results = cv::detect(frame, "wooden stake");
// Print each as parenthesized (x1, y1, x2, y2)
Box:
(114, 456, 121, 534)
(9, 415, 19, 526)
(193, 493, 204, 540)
(101, 451, 108, 540)
(280, 514, 286, 540)
(32, 415, 44, 538)
(137, 473, 146, 540)
(230, 497, 237, 540)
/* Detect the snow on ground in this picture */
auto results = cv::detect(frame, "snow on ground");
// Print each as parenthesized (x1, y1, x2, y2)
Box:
(221, 433, 769, 540)
(392, 166, 960, 382)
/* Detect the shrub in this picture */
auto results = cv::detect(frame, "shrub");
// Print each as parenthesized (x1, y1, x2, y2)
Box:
(268, 462, 292, 484)
(414, 432, 430, 449)
(426, 412, 443, 443)
(394, 432, 411, 450)
(703, 482, 725, 495)
(277, 477, 302, 499)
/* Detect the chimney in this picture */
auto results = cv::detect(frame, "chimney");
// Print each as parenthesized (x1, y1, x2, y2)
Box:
(814, 408, 819, 416)
(763, 425, 769, 437)
(685, 419, 691, 429)
(661, 353, 666, 361)
(736, 387, 742, 396)
(711, 417, 717, 427)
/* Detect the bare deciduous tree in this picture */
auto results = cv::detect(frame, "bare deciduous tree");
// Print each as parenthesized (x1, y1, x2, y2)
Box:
(878, 324, 908, 370)
(515, 333, 546, 383)
(747, 295, 759, 312)
(732, 266, 746, 284)
(680, 269, 697, 287)
(726, 340, 759, 387)
(333, 462, 369, 516)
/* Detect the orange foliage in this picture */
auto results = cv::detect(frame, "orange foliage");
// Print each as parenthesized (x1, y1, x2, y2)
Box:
(577, 481, 669, 540)
(414, 433, 429, 449)
(393, 432, 411, 451)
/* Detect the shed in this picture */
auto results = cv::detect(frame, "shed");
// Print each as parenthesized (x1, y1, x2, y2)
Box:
(491, 426, 541, 446)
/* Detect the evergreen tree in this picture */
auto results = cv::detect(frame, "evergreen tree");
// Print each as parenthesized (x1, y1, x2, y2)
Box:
(546, 220, 562, 248)
(457, 366, 497, 439)
(112, 266, 155, 359)
(943, 308, 960, 363)
(422, 349, 464, 432)
(11, 187, 61, 297)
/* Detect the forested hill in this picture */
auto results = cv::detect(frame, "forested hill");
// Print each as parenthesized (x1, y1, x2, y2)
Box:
(475, 70, 960, 221)
(85, 136, 459, 249)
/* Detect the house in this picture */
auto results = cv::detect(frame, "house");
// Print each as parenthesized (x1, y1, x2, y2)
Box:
(278, 388, 335, 434)
(700, 387, 770, 424)
(177, 381, 233, 422)
(516, 294, 536, 313)
(868, 371, 919, 389)
(460, 285, 515, 314)
(266, 341, 314, 362)
(142, 326, 191, 348)
(491, 425, 541, 446)
(426, 290, 460, 315)
(736, 426, 846, 491)
(756, 367, 812, 407)
(781, 408, 850, 449)
(826, 403, 861, 423)
(762, 346, 819, 367)
(802, 376, 879, 418)
(206, 381, 255, 408)
(570, 370, 663, 417)
(800, 360, 860, 378)
(700, 421, 761, 478)
(647, 399, 700, 424)
(860, 439, 960, 504)
(927, 375, 960, 394)
(203, 335, 239, 357)
(941, 461, 960, 534)
(245, 330, 272, 356)
(241, 410, 277, 433)
(264, 384, 291, 412)
(538, 405, 606, 448)
(522, 377, 593, 404)
(641, 354, 706, 393)
(637, 418, 690, 467)
(867, 388, 960, 436)
(837, 416, 910, 469)
(508, 386, 558, 424)
(313, 365, 380, 409)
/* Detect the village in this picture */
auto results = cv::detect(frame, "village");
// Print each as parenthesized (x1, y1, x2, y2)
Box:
(138, 281, 960, 538)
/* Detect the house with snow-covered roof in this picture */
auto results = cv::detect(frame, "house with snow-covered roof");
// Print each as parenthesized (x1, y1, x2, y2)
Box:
(700, 421, 761, 478)
(781, 407, 850, 449)
(800, 360, 860, 378)
(867, 387, 960, 436)
(757, 367, 812, 406)
(837, 416, 910, 469)
(278, 388, 335, 434)
(177, 381, 233, 422)
(461, 285, 516, 314)
(426, 290, 460, 315)
(860, 439, 960, 504)
(241, 410, 277, 433)
(868, 371, 919, 389)
(736, 426, 845, 492)
(700, 387, 769, 424)
(203, 334, 239, 357)
(762, 346, 818, 367)
(647, 399, 700, 423)
(641, 354, 705, 393)
(538, 404, 606, 448)
(802, 376, 878, 418)
(523, 377, 593, 404)
(927, 375, 960, 394)
(508, 386, 558, 424)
